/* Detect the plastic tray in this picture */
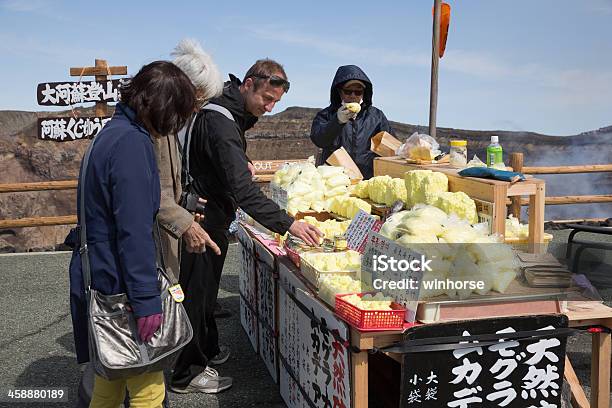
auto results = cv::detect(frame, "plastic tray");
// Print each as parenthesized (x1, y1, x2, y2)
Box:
(300, 256, 357, 289)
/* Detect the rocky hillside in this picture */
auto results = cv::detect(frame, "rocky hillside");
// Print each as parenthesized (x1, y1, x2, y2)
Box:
(0, 106, 610, 252)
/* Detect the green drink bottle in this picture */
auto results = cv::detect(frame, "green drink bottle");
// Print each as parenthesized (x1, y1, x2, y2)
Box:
(486, 135, 503, 167)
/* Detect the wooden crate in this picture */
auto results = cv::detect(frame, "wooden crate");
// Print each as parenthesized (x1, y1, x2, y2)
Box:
(374, 157, 546, 252)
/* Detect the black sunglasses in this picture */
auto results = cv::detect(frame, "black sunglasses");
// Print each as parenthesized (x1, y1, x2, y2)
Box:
(248, 74, 290, 93)
(341, 88, 364, 96)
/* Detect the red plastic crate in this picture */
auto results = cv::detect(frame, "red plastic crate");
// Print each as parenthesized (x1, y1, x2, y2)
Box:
(335, 293, 406, 331)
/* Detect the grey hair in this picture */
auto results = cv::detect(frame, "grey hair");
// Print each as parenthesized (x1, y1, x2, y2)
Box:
(171, 38, 223, 102)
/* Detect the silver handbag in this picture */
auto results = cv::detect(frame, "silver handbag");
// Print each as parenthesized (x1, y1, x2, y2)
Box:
(79, 135, 193, 381)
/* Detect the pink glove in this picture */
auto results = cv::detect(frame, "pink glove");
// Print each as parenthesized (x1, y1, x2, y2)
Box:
(136, 313, 163, 343)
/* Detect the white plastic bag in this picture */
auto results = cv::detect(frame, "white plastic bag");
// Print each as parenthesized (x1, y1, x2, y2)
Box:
(466, 155, 487, 168)
(396, 132, 441, 160)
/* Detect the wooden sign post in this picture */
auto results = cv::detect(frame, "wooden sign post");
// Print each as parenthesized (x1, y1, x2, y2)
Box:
(37, 59, 127, 141)
(69, 59, 127, 117)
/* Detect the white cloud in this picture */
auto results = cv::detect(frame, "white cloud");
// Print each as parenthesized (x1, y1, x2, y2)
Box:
(0, 32, 112, 61)
(588, 0, 612, 15)
(245, 25, 612, 109)
(0, 0, 47, 12)
(246, 26, 430, 68)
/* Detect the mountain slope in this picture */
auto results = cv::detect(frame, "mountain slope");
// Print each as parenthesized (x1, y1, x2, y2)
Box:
(0, 107, 610, 252)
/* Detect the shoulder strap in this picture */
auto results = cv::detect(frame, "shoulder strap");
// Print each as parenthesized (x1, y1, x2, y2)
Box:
(179, 104, 235, 189)
(78, 136, 99, 293)
(202, 103, 235, 122)
(177, 113, 196, 189)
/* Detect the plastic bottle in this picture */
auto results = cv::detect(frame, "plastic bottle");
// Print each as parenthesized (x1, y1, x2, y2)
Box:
(449, 140, 468, 167)
(486, 135, 503, 167)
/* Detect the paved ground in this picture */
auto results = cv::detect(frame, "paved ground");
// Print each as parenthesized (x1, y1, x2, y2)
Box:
(0, 244, 284, 408)
(0, 229, 609, 407)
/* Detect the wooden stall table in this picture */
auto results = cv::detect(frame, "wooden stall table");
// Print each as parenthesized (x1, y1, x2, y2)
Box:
(238, 223, 610, 408)
(350, 301, 612, 408)
(374, 157, 546, 252)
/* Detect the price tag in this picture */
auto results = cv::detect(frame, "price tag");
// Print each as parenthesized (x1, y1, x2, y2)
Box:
(344, 210, 383, 253)
(168, 284, 185, 302)
(361, 232, 423, 322)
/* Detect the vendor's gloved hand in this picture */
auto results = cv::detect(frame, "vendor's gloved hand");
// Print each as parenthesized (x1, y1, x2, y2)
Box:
(137, 313, 163, 343)
(337, 105, 356, 124)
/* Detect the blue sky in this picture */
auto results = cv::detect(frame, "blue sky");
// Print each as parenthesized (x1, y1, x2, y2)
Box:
(1, 0, 611, 135)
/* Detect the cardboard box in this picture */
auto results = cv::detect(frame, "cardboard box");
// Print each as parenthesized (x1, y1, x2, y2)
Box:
(371, 131, 402, 157)
(325, 146, 363, 180)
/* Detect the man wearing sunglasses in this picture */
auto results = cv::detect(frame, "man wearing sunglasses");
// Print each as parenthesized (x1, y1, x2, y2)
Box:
(170, 59, 322, 394)
(310, 65, 394, 179)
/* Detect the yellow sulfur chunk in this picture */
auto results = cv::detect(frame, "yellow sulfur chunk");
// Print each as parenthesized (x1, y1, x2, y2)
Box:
(491, 270, 517, 293)
(319, 275, 368, 307)
(433, 191, 478, 224)
(345, 102, 361, 114)
(302, 250, 362, 272)
(343, 293, 393, 310)
(353, 180, 370, 199)
(404, 170, 448, 207)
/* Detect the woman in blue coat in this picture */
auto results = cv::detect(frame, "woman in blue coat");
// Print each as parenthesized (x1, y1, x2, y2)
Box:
(310, 65, 394, 179)
(68, 61, 196, 407)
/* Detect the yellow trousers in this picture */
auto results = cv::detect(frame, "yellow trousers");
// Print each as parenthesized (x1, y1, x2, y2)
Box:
(89, 371, 165, 408)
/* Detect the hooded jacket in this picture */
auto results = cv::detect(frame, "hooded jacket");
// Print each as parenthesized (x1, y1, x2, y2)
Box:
(188, 74, 294, 233)
(310, 65, 393, 179)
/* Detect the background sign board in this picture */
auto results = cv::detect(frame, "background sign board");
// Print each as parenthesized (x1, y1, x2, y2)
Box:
(37, 79, 123, 106)
(38, 116, 111, 141)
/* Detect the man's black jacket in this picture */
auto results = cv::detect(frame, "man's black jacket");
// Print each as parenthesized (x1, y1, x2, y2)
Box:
(188, 74, 294, 233)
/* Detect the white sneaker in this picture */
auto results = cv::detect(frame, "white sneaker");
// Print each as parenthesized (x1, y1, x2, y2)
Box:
(170, 367, 233, 394)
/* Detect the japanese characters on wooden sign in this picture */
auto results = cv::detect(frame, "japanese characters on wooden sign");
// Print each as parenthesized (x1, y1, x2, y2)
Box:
(256, 242, 279, 383)
(237, 225, 258, 352)
(399, 315, 568, 408)
(278, 261, 351, 408)
(36, 79, 123, 106)
(36, 59, 127, 141)
(278, 261, 308, 408)
(298, 288, 350, 408)
(38, 116, 111, 141)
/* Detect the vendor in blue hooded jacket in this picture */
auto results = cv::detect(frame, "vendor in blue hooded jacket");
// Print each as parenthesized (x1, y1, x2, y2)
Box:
(310, 65, 394, 179)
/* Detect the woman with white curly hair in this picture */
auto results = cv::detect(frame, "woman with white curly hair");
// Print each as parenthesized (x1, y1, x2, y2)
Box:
(172, 38, 224, 106)
(151, 38, 229, 400)
(153, 38, 224, 292)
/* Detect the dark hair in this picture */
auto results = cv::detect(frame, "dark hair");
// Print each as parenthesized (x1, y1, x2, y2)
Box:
(243, 59, 287, 91)
(120, 61, 196, 135)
